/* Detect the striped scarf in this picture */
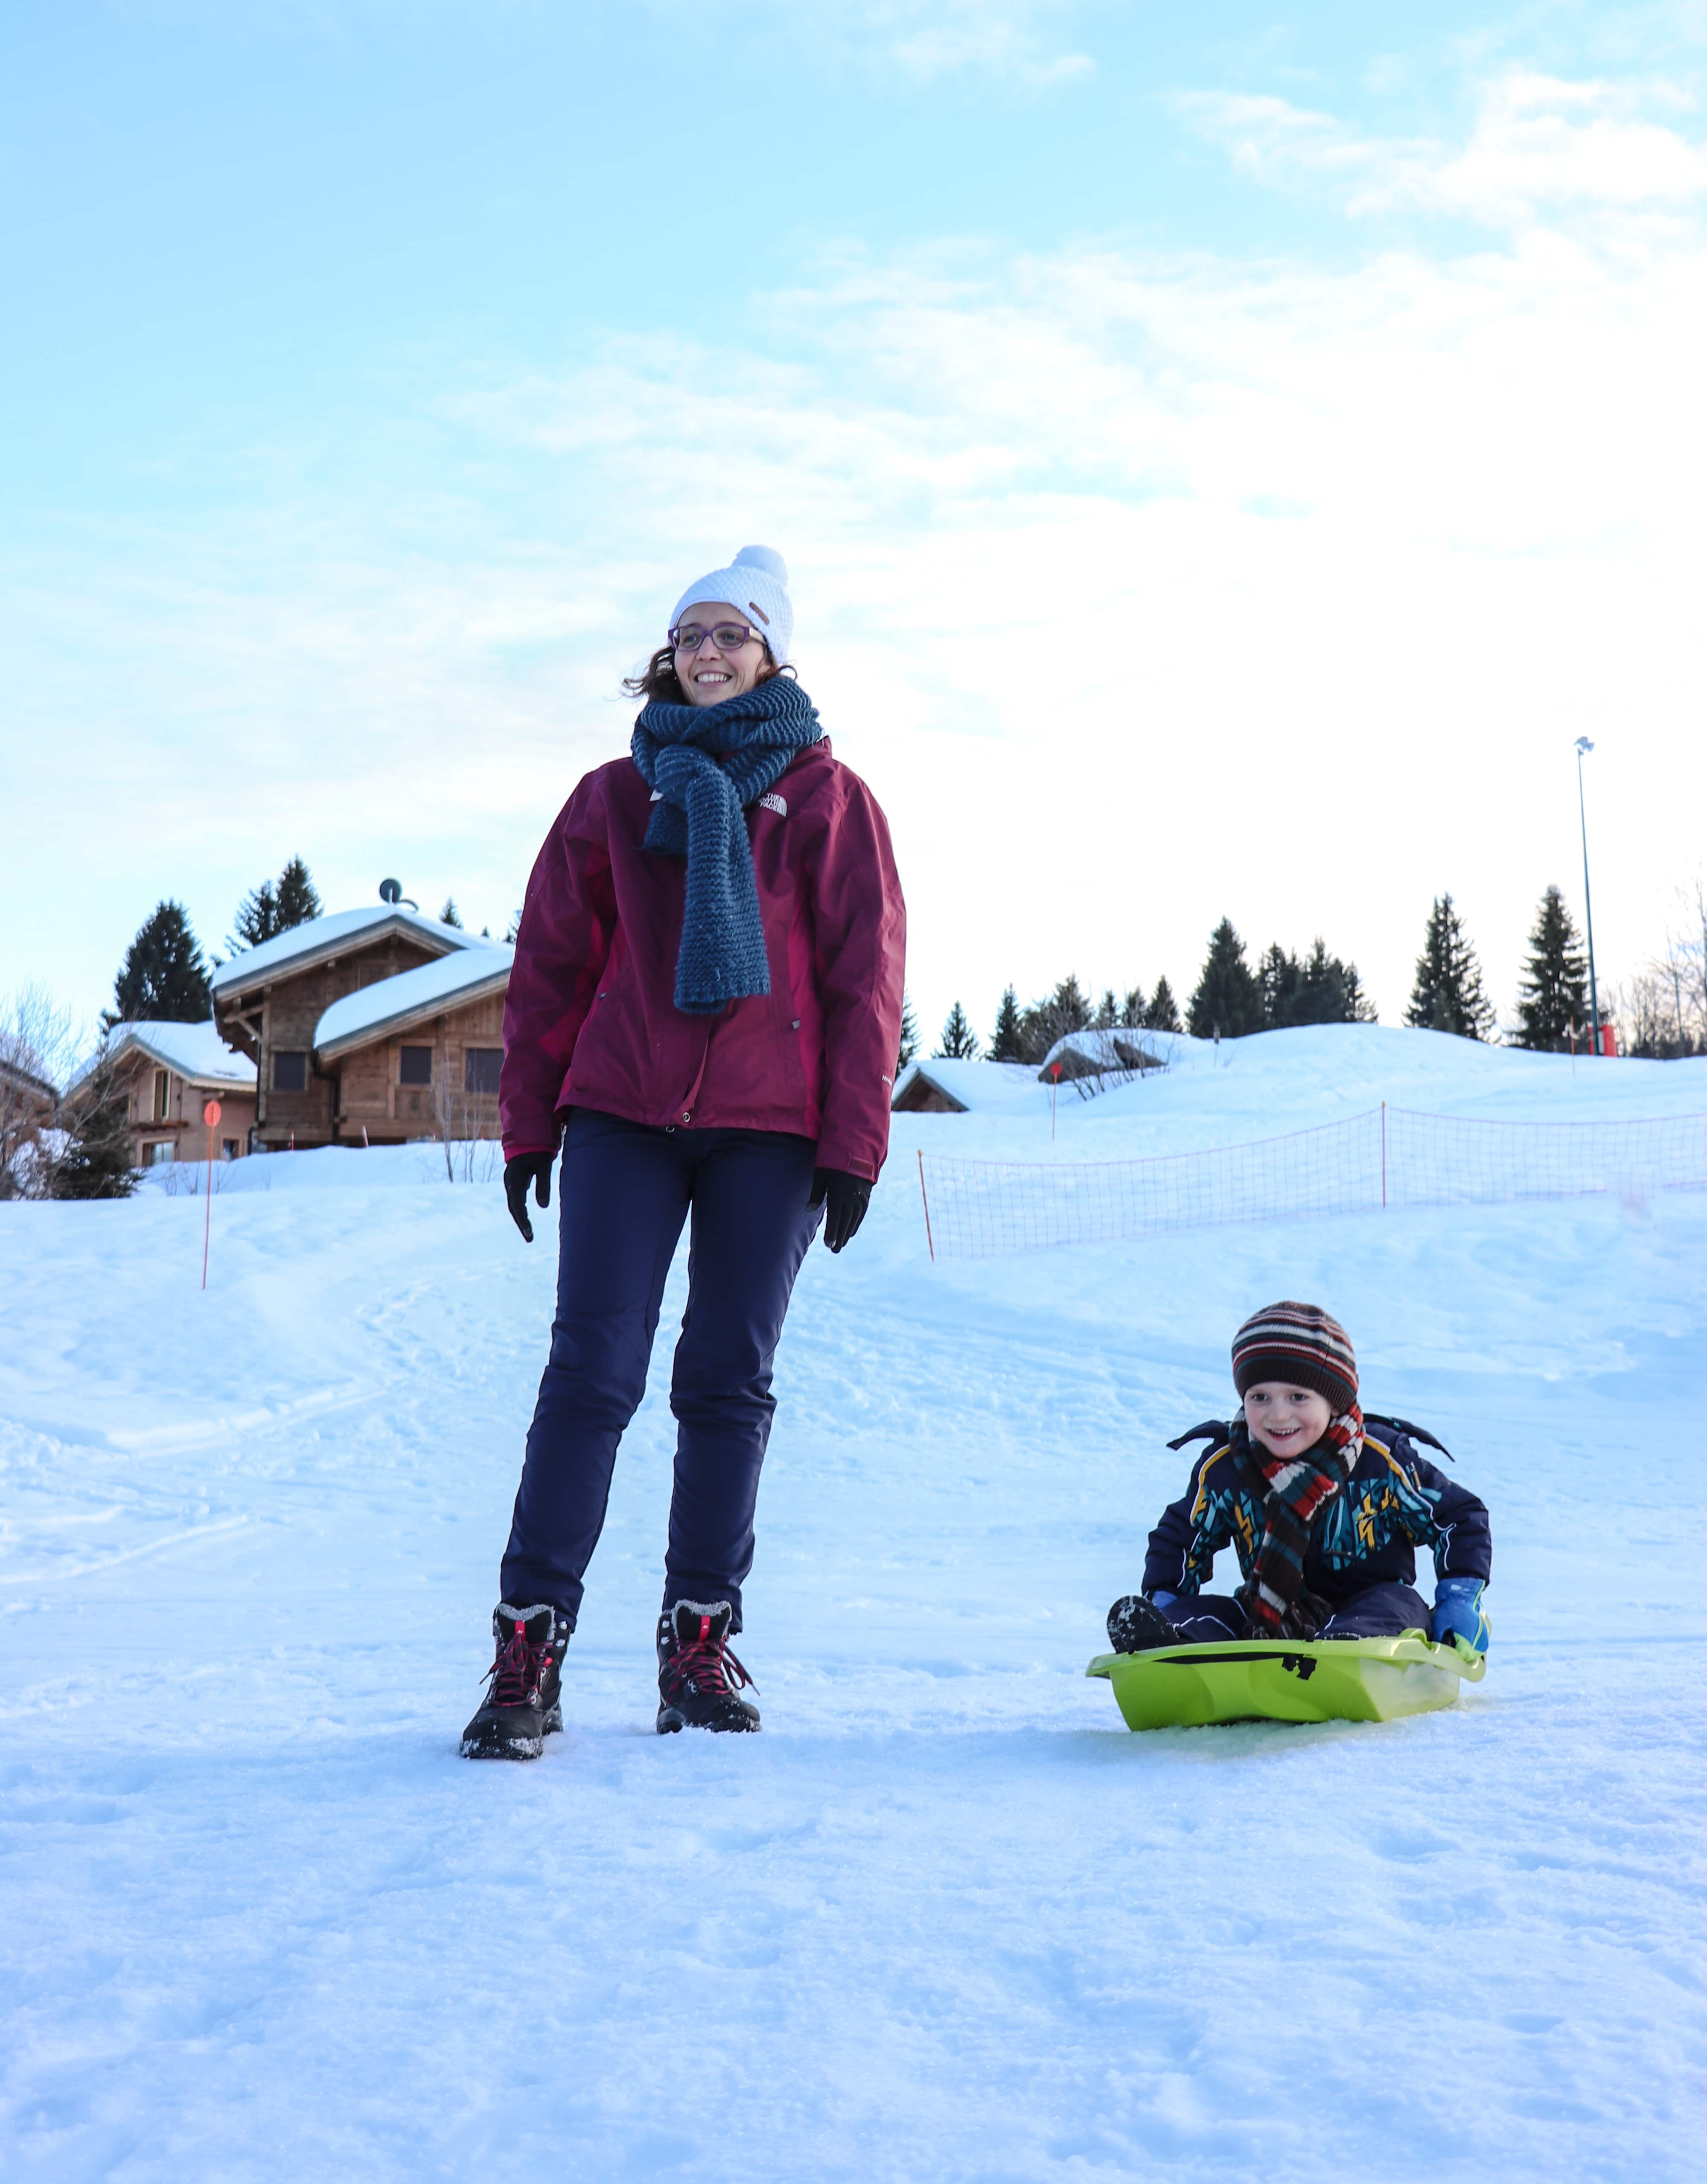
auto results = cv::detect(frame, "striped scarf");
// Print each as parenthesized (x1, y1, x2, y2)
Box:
(1243, 1408, 1365, 1637)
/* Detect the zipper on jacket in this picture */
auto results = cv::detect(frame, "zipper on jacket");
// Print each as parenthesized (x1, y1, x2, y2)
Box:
(676, 1014, 719, 1125)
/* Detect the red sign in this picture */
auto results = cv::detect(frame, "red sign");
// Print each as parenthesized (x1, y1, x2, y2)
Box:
(204, 1099, 222, 1126)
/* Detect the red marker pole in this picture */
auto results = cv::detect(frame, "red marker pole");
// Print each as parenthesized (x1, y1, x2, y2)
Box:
(201, 1099, 222, 1290)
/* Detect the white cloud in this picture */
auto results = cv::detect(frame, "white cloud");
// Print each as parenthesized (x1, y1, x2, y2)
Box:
(1177, 69, 1707, 227)
(857, 0, 1093, 84)
(448, 185, 1705, 1027)
(619, 0, 1094, 87)
(9, 61, 1707, 1042)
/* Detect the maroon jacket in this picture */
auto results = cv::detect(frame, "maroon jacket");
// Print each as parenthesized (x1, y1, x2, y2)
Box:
(501, 738, 906, 1181)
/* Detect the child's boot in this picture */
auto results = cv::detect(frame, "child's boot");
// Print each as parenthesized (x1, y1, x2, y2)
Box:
(1107, 1594, 1180, 1655)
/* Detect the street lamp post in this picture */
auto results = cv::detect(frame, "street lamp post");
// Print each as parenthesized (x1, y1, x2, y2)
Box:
(1574, 736, 1600, 1055)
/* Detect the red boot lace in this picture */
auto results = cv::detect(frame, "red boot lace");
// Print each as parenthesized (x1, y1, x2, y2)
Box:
(485, 1618, 545, 1709)
(661, 1613, 756, 1704)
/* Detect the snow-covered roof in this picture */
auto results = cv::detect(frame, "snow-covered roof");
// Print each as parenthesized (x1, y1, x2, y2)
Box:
(891, 1059, 1044, 1113)
(313, 945, 514, 1058)
(82, 1020, 257, 1091)
(210, 906, 480, 998)
(1039, 1027, 1196, 1075)
(0, 1053, 58, 1103)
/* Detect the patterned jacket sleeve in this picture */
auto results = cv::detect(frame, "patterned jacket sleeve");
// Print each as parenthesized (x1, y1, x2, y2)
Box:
(1142, 1450, 1231, 1597)
(1397, 1443, 1493, 1584)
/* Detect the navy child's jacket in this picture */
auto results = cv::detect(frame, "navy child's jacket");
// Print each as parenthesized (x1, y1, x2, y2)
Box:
(1143, 1420, 1492, 1605)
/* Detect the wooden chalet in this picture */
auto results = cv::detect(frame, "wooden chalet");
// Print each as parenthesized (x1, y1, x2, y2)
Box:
(211, 904, 513, 1150)
(0, 1053, 58, 1129)
(891, 1061, 971, 1114)
(888, 1059, 1044, 1116)
(68, 1021, 258, 1168)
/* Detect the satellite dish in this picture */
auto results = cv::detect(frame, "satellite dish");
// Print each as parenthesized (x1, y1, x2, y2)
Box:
(379, 879, 402, 904)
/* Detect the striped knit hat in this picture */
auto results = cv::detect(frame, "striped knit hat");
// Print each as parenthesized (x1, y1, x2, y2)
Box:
(1232, 1301, 1358, 1413)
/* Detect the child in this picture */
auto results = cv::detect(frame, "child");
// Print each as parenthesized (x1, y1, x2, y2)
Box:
(1107, 1300, 1491, 1655)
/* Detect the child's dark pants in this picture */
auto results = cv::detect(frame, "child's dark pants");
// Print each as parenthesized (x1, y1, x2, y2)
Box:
(1157, 1581, 1432, 1642)
(499, 1109, 821, 1633)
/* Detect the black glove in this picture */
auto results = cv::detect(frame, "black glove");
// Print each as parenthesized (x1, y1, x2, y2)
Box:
(504, 1149, 556, 1242)
(809, 1166, 871, 1253)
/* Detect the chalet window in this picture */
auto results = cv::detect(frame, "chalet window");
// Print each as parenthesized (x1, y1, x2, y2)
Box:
(273, 1051, 308, 1092)
(145, 1140, 173, 1166)
(399, 1046, 433, 1087)
(464, 1047, 502, 1096)
(221, 1140, 239, 1160)
(152, 1068, 170, 1122)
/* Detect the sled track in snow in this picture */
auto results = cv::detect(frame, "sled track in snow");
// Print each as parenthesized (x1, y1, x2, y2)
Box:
(915, 1106, 1707, 1259)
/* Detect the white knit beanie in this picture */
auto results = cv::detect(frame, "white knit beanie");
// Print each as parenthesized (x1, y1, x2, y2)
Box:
(669, 545, 793, 666)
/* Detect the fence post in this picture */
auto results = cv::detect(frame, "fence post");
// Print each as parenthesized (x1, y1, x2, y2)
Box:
(201, 1099, 222, 1289)
(1381, 1102, 1387, 1210)
(917, 1149, 936, 1263)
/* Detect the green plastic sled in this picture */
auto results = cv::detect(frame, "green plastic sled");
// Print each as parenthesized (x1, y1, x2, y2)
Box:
(1086, 1629, 1486, 1730)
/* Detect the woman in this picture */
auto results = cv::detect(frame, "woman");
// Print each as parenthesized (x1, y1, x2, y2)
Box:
(463, 545, 906, 1760)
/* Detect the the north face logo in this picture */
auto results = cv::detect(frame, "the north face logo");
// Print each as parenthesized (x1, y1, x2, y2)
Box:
(757, 792, 788, 818)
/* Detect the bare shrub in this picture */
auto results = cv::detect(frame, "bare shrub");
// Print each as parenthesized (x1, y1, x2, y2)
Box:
(1624, 880, 1707, 1058)
(431, 1069, 503, 1184)
(0, 984, 84, 1199)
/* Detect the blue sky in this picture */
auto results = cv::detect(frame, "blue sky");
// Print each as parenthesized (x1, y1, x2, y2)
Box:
(6, 1, 1707, 1046)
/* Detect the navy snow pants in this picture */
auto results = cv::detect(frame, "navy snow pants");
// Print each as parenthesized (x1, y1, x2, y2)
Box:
(499, 1109, 821, 1631)
(1156, 1581, 1432, 1643)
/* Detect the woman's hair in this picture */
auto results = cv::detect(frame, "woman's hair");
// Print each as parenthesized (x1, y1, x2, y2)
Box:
(622, 641, 791, 704)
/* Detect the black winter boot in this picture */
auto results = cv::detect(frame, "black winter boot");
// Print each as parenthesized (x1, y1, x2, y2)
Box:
(656, 1599, 760, 1734)
(1107, 1594, 1182, 1655)
(461, 1603, 571, 1760)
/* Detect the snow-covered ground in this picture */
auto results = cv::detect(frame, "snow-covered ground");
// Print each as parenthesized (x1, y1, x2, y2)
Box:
(3, 1027, 1705, 2180)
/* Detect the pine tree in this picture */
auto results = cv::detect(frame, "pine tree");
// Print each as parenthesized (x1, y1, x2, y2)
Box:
(231, 858, 321, 952)
(1258, 943, 1302, 1027)
(1094, 987, 1119, 1029)
(232, 881, 280, 951)
(989, 986, 1023, 1062)
(1015, 974, 1093, 1063)
(935, 1001, 980, 1059)
(1293, 939, 1378, 1026)
(897, 992, 919, 1072)
(440, 897, 463, 928)
(1405, 894, 1494, 1040)
(1145, 977, 1181, 1032)
(274, 857, 321, 929)
(108, 902, 210, 1025)
(1315, 947, 1377, 1025)
(53, 1046, 137, 1199)
(1121, 984, 1147, 1029)
(1514, 885, 1588, 1051)
(1187, 920, 1264, 1039)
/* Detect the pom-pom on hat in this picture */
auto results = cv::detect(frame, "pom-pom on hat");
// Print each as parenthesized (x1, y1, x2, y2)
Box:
(670, 545, 793, 666)
(1232, 1300, 1358, 1414)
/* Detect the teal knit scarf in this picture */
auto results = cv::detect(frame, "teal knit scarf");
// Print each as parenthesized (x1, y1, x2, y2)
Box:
(630, 676, 824, 1015)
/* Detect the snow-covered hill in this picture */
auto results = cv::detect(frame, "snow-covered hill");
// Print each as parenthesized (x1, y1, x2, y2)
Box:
(3, 1027, 1704, 2180)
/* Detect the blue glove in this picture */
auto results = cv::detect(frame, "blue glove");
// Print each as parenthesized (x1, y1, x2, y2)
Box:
(1431, 1576, 1489, 1654)
(1149, 1591, 1179, 1609)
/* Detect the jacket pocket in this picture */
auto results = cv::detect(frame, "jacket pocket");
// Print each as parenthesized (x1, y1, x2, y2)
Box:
(567, 931, 653, 1112)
